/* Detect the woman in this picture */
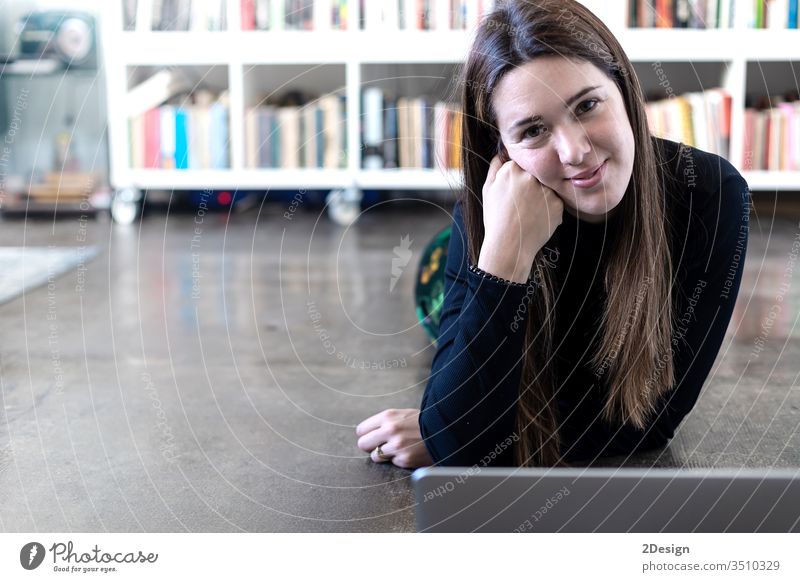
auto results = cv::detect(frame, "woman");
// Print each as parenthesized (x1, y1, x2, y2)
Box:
(356, 0, 749, 468)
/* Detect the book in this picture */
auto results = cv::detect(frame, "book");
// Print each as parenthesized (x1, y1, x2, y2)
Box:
(674, 0, 690, 27)
(314, 0, 334, 31)
(449, 104, 462, 168)
(126, 69, 192, 119)
(740, 97, 800, 170)
(396, 97, 408, 167)
(767, 0, 789, 28)
(742, 107, 755, 170)
(160, 105, 176, 168)
(358, 95, 462, 169)
(245, 106, 259, 168)
(258, 107, 274, 168)
(362, 0, 495, 30)
(434, 101, 449, 170)
(279, 106, 300, 169)
(687, 0, 705, 27)
(129, 115, 145, 168)
(631, 0, 739, 28)
(243, 93, 345, 169)
(362, 87, 384, 169)
(322, 93, 345, 168)
(129, 90, 230, 170)
(753, 110, 766, 170)
(302, 103, 318, 167)
(645, 88, 732, 158)
(242, 0, 256, 30)
(136, 0, 154, 32)
(209, 99, 229, 169)
(174, 107, 189, 168)
(271, 0, 285, 30)
(421, 96, 432, 168)
(123, 0, 138, 30)
(383, 96, 398, 168)
(144, 108, 161, 168)
(255, 0, 271, 29)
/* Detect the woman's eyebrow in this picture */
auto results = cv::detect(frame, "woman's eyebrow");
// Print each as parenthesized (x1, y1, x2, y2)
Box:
(508, 85, 601, 132)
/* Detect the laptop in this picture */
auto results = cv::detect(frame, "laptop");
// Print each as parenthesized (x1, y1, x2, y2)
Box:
(411, 466, 800, 532)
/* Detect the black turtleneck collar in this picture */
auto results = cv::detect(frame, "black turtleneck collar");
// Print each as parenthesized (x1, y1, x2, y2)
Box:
(559, 205, 622, 241)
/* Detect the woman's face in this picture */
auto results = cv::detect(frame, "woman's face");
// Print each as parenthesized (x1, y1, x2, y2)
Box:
(491, 56, 635, 224)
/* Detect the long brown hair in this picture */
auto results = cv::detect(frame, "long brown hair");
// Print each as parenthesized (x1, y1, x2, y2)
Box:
(456, 0, 676, 466)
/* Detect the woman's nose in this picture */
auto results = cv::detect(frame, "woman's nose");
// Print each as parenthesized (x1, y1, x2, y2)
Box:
(555, 124, 592, 167)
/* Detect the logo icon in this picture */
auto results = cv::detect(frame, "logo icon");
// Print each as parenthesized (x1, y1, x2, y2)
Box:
(390, 234, 413, 293)
(20, 542, 45, 570)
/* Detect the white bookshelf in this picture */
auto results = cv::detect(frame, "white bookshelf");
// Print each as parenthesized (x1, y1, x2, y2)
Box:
(100, 1, 800, 222)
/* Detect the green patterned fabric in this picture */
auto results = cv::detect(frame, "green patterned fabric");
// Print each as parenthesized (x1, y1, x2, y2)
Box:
(415, 225, 451, 344)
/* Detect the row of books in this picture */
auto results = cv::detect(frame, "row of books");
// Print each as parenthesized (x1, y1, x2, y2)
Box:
(129, 91, 230, 169)
(360, 0, 496, 31)
(743, 99, 800, 170)
(124, 0, 229, 31)
(123, 0, 800, 32)
(750, 0, 800, 27)
(240, 0, 348, 30)
(361, 88, 461, 169)
(243, 94, 347, 168)
(125, 97, 800, 173)
(645, 88, 732, 158)
(629, 0, 735, 28)
(126, 65, 800, 173)
(629, 0, 800, 28)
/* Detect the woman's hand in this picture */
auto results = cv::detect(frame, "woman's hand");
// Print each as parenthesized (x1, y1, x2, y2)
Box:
(478, 154, 564, 283)
(356, 408, 434, 469)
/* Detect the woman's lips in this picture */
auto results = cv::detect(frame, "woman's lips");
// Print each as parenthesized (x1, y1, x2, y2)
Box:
(568, 160, 607, 188)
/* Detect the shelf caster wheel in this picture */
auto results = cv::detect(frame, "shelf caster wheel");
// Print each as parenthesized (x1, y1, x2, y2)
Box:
(111, 187, 142, 225)
(326, 187, 362, 226)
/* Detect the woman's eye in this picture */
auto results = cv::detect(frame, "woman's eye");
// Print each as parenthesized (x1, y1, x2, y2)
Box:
(523, 125, 546, 139)
(576, 99, 599, 114)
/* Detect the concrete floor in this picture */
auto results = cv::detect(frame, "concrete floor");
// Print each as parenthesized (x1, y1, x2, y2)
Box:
(0, 198, 798, 532)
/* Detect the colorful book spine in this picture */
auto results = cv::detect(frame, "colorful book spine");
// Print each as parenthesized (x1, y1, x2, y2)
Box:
(363, 0, 494, 30)
(241, 0, 256, 30)
(144, 108, 161, 168)
(257, 107, 273, 168)
(315, 106, 325, 168)
(741, 97, 800, 170)
(243, 93, 347, 169)
(160, 105, 176, 169)
(247, 0, 346, 30)
(174, 107, 189, 169)
(644, 88, 732, 159)
(384, 97, 398, 169)
(629, 1, 743, 28)
(358, 93, 462, 169)
(209, 102, 229, 169)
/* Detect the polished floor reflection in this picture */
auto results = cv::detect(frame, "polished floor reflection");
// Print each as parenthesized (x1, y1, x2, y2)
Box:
(0, 199, 797, 532)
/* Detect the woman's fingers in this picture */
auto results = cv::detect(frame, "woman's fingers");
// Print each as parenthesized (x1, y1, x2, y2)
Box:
(485, 154, 504, 189)
(356, 407, 413, 438)
(356, 426, 388, 453)
(356, 408, 432, 468)
(355, 410, 386, 437)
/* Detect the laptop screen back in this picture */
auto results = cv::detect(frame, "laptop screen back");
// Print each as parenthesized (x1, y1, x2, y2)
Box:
(411, 466, 800, 532)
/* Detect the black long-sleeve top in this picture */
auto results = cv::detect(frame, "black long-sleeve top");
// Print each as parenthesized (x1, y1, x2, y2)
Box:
(419, 137, 750, 467)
